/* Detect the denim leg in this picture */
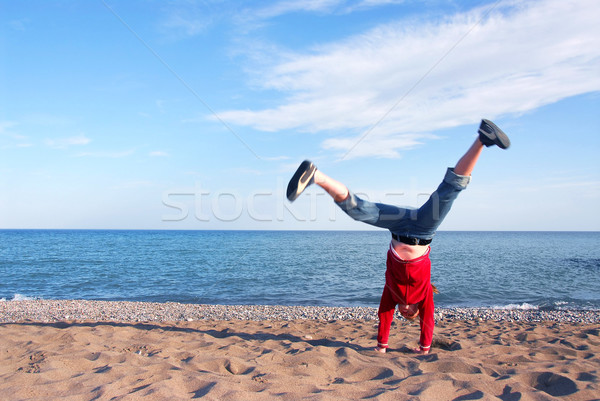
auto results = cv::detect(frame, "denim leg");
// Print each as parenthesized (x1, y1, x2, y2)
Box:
(335, 191, 415, 231)
(335, 168, 470, 238)
(410, 168, 471, 238)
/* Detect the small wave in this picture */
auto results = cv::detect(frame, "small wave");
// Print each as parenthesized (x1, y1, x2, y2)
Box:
(551, 300, 600, 311)
(1, 294, 37, 302)
(491, 303, 539, 310)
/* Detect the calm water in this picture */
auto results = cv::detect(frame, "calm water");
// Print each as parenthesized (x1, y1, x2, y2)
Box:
(1, 230, 598, 310)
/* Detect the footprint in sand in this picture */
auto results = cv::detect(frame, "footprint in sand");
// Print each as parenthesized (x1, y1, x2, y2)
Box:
(559, 338, 589, 351)
(93, 365, 112, 374)
(431, 337, 461, 351)
(17, 351, 45, 374)
(84, 352, 101, 361)
(421, 359, 482, 374)
(196, 357, 254, 376)
(522, 372, 578, 397)
(122, 345, 160, 357)
(191, 382, 218, 398)
(576, 372, 596, 382)
(339, 365, 395, 382)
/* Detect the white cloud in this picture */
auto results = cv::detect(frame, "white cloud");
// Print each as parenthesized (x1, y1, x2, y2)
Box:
(0, 121, 31, 148)
(75, 149, 134, 158)
(251, 0, 343, 19)
(45, 134, 91, 149)
(342, 0, 406, 13)
(323, 132, 438, 159)
(0, 121, 17, 134)
(161, 13, 211, 37)
(158, 1, 223, 39)
(0, 122, 25, 140)
(234, 0, 406, 32)
(219, 0, 600, 158)
(249, 0, 405, 19)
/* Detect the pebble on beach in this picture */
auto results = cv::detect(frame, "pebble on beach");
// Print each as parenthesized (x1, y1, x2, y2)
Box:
(0, 300, 599, 324)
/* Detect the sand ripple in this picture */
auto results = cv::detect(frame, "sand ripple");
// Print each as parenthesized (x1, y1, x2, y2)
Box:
(0, 301, 599, 400)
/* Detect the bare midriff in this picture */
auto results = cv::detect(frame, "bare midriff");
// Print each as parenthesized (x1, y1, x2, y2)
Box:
(391, 239, 430, 261)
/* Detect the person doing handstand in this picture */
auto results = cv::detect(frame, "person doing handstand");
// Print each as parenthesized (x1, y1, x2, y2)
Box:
(286, 119, 510, 354)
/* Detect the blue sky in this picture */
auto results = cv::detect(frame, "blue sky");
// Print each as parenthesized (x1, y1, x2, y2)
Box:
(1, 0, 599, 231)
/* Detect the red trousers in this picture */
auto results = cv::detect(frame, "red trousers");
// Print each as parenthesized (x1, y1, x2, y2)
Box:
(377, 245, 435, 350)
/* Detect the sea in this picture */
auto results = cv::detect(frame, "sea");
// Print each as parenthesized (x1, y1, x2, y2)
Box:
(1, 230, 599, 311)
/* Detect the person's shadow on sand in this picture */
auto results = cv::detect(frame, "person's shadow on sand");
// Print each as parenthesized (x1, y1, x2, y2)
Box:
(9, 321, 463, 358)
(9, 321, 369, 352)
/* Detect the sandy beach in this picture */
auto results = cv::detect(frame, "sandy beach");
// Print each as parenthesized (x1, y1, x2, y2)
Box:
(0, 301, 599, 400)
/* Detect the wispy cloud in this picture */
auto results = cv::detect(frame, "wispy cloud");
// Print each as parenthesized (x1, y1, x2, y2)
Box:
(517, 177, 600, 196)
(45, 134, 92, 149)
(248, 0, 405, 19)
(0, 121, 31, 148)
(250, 0, 344, 19)
(157, 1, 223, 39)
(323, 133, 438, 159)
(75, 149, 134, 158)
(161, 13, 211, 37)
(8, 18, 29, 31)
(219, 0, 600, 158)
(0, 121, 18, 135)
(232, 0, 406, 34)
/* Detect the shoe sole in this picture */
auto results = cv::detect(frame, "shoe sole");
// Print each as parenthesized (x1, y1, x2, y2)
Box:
(286, 161, 316, 201)
(479, 119, 511, 149)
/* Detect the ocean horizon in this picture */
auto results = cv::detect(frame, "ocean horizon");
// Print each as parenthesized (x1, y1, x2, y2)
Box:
(1, 229, 599, 311)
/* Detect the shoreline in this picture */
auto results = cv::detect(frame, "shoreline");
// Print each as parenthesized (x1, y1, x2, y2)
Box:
(1, 299, 599, 324)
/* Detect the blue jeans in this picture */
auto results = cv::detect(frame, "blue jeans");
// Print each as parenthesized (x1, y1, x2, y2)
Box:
(335, 168, 470, 240)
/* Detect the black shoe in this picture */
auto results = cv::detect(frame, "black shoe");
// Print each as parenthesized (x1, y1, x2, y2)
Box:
(478, 119, 511, 149)
(287, 160, 317, 201)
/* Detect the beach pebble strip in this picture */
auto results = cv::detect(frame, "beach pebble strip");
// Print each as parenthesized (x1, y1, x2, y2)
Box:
(0, 300, 599, 324)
